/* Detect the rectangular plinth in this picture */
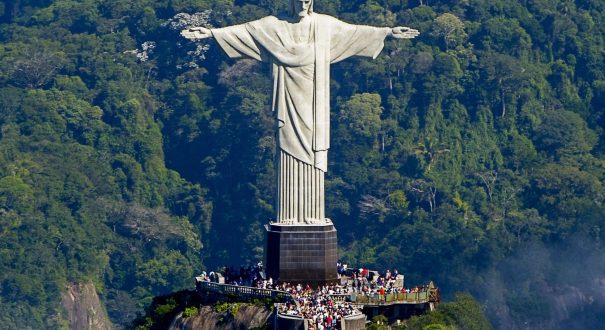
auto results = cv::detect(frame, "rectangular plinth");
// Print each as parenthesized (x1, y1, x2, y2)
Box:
(265, 223, 338, 285)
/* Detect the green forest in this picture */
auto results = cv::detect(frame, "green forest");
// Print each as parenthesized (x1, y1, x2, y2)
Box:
(1, 0, 604, 328)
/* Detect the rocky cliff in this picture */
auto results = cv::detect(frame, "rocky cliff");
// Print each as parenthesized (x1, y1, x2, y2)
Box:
(61, 282, 112, 330)
(169, 304, 272, 330)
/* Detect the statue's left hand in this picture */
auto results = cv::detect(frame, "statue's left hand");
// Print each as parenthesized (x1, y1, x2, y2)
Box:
(391, 26, 420, 39)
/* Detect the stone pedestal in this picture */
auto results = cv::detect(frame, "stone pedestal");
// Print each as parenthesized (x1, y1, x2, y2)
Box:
(265, 222, 338, 284)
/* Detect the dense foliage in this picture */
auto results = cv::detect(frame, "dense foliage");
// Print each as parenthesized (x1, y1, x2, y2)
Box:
(1, 0, 605, 328)
(365, 293, 491, 330)
(0, 0, 213, 327)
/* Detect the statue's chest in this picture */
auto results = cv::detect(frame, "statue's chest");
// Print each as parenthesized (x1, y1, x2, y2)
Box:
(284, 20, 314, 45)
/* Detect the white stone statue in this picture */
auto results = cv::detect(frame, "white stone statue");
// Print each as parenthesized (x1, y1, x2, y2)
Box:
(182, 0, 419, 225)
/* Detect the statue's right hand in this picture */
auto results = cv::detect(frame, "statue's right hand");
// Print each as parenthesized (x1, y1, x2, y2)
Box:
(181, 27, 212, 40)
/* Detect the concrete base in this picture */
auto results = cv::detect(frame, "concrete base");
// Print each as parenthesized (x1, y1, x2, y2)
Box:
(265, 222, 338, 285)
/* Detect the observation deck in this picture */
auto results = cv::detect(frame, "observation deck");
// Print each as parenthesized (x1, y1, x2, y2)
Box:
(195, 274, 439, 328)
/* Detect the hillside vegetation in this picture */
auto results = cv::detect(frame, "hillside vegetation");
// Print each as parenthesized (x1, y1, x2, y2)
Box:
(1, 0, 604, 328)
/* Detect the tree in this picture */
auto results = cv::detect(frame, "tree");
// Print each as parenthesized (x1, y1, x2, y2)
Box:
(431, 13, 467, 50)
(476, 171, 497, 202)
(409, 179, 438, 212)
(413, 137, 450, 174)
(476, 17, 532, 58)
(479, 52, 527, 118)
(533, 109, 597, 158)
(8, 45, 65, 89)
(338, 93, 383, 139)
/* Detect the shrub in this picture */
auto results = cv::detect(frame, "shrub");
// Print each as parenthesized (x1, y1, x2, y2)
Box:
(183, 306, 199, 318)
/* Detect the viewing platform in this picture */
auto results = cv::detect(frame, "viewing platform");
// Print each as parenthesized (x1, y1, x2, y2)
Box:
(195, 276, 439, 307)
(195, 273, 440, 328)
(195, 276, 441, 307)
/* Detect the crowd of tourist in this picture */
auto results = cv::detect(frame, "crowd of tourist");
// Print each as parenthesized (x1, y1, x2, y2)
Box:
(199, 261, 429, 295)
(271, 265, 428, 329)
(220, 262, 265, 286)
(340, 265, 429, 296)
(198, 261, 430, 329)
(277, 282, 361, 330)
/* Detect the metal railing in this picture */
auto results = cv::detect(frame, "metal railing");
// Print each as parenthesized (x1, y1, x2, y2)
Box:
(196, 279, 292, 301)
(350, 291, 430, 305)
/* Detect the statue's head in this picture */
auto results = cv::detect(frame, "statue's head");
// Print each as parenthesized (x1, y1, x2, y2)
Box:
(289, 0, 314, 18)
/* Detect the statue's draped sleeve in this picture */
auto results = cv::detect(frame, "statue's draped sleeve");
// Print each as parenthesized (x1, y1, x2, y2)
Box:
(213, 17, 314, 66)
(327, 18, 391, 63)
(211, 21, 267, 62)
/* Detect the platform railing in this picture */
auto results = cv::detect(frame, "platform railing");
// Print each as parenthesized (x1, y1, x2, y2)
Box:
(196, 279, 293, 301)
(350, 291, 430, 305)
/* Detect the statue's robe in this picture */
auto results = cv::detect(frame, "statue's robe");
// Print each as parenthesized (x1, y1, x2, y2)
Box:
(212, 14, 390, 223)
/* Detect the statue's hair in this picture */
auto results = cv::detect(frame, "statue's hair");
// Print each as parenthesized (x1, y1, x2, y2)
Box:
(289, 0, 314, 17)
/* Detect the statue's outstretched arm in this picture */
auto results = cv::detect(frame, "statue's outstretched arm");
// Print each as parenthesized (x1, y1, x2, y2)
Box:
(181, 27, 213, 40)
(389, 26, 420, 39)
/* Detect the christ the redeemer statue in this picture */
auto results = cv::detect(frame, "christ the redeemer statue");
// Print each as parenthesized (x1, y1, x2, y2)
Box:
(182, 0, 419, 225)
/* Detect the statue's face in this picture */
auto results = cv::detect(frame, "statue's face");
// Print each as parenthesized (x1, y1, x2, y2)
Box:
(293, 0, 312, 17)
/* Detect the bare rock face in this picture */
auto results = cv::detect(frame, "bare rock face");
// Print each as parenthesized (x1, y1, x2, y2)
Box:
(61, 282, 112, 330)
(169, 304, 272, 330)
